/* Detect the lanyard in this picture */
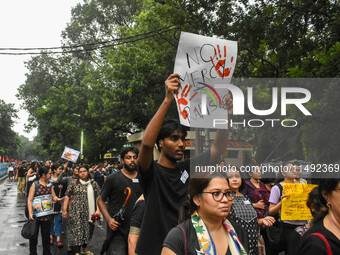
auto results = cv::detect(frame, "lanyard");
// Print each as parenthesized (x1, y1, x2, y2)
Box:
(205, 223, 217, 255)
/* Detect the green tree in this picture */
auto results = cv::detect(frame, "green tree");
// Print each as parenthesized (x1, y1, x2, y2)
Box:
(0, 100, 19, 158)
(17, 0, 339, 163)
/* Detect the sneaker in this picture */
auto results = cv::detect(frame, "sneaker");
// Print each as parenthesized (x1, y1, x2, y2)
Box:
(56, 240, 63, 248)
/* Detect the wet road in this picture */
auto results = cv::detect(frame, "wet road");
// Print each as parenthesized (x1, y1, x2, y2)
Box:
(0, 178, 106, 255)
(0, 177, 286, 255)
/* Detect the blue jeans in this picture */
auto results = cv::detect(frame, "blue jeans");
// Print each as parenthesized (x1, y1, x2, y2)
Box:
(50, 213, 62, 237)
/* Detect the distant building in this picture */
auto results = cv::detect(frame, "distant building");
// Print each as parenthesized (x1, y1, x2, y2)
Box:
(127, 131, 253, 167)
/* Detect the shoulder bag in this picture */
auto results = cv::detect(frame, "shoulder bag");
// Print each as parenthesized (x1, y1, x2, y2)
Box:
(21, 219, 38, 239)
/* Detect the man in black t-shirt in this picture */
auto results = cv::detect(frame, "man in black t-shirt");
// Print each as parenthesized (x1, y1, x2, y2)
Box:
(97, 147, 142, 255)
(136, 73, 233, 255)
(128, 195, 145, 255)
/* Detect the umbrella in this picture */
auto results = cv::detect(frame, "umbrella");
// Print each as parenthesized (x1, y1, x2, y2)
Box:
(100, 187, 131, 255)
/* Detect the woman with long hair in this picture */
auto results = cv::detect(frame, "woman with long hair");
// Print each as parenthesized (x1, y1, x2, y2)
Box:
(243, 165, 267, 211)
(25, 161, 40, 218)
(50, 164, 67, 248)
(306, 187, 327, 227)
(62, 166, 101, 255)
(299, 178, 340, 254)
(162, 172, 248, 255)
(26, 161, 39, 187)
(27, 166, 63, 255)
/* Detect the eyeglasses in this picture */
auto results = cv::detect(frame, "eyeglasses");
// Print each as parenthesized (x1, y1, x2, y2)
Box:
(202, 191, 236, 202)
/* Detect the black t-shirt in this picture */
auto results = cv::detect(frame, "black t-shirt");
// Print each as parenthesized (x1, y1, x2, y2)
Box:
(136, 150, 211, 255)
(18, 166, 27, 178)
(52, 179, 68, 213)
(129, 199, 145, 235)
(163, 219, 233, 255)
(100, 170, 142, 239)
(298, 220, 340, 254)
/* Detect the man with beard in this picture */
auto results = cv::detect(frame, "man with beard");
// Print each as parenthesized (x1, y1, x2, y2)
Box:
(136, 73, 233, 255)
(97, 147, 142, 255)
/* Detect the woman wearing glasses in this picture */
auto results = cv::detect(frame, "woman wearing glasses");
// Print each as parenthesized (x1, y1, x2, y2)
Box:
(162, 172, 248, 255)
(299, 178, 340, 254)
(227, 168, 275, 255)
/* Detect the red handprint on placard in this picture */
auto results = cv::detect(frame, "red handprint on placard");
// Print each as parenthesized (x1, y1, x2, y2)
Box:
(176, 84, 198, 119)
(210, 44, 234, 78)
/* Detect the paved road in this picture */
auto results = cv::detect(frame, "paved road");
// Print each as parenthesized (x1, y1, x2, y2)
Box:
(0, 178, 106, 255)
(0, 177, 286, 255)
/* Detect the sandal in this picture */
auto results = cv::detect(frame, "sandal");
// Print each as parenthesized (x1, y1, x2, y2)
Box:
(56, 240, 63, 248)
(81, 250, 93, 255)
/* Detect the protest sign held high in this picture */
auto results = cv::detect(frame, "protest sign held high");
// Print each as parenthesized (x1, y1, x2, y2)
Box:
(61, 146, 80, 163)
(174, 32, 237, 128)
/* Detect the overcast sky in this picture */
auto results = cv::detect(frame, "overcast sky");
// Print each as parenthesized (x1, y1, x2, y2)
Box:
(0, 0, 82, 140)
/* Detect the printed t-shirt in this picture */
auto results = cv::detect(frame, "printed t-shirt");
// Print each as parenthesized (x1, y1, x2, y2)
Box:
(228, 195, 258, 255)
(52, 178, 68, 213)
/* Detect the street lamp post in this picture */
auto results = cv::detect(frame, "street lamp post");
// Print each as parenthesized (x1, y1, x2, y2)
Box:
(80, 130, 84, 159)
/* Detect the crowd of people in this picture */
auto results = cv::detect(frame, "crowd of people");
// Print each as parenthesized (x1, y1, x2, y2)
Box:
(11, 159, 123, 255)
(5, 73, 340, 254)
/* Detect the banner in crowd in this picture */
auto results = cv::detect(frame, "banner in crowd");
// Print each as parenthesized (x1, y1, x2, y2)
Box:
(0, 163, 9, 178)
(281, 183, 318, 221)
(61, 146, 80, 163)
(174, 32, 237, 128)
(32, 194, 53, 217)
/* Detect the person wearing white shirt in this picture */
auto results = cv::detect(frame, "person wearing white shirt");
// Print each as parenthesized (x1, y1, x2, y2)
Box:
(7, 163, 14, 181)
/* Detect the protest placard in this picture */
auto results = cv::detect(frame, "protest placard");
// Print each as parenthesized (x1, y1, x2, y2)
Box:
(281, 183, 318, 221)
(61, 146, 80, 163)
(174, 32, 237, 128)
(33, 194, 53, 217)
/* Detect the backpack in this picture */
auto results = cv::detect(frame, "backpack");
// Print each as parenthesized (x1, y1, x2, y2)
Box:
(34, 180, 39, 193)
